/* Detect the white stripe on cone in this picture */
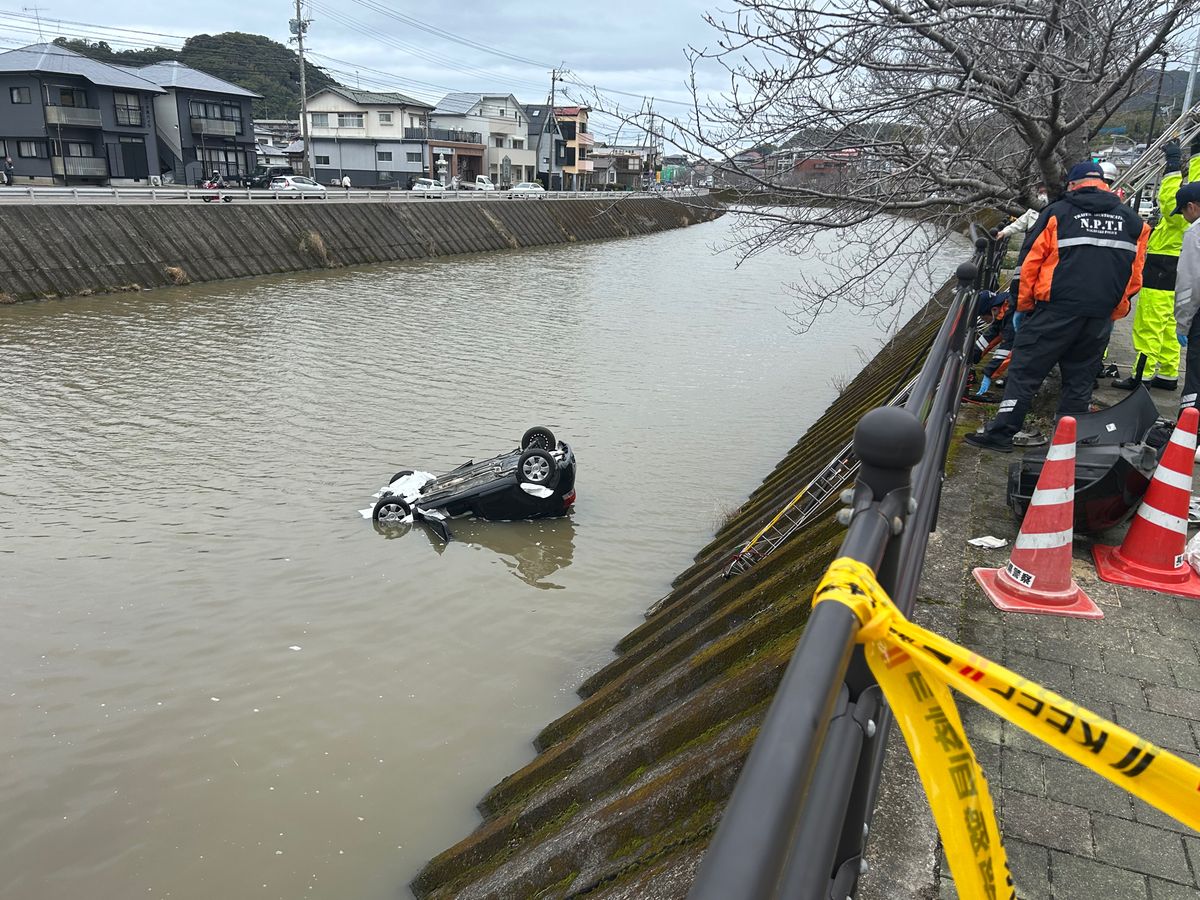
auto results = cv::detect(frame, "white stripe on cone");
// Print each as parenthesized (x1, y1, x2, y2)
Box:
(1045, 444, 1073, 461)
(1170, 430, 1198, 451)
(1014, 529, 1074, 551)
(1154, 466, 1193, 492)
(1136, 503, 1188, 535)
(1031, 486, 1074, 506)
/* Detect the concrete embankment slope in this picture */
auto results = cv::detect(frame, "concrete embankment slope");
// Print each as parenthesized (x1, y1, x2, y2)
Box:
(409, 282, 959, 899)
(0, 196, 723, 302)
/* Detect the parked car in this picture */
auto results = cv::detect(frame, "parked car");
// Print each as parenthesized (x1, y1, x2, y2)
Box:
(268, 175, 327, 198)
(411, 177, 446, 195)
(458, 175, 496, 191)
(509, 182, 546, 195)
(244, 165, 295, 188)
(365, 426, 576, 541)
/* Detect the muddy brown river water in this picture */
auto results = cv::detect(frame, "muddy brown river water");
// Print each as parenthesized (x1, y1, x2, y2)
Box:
(0, 213, 967, 899)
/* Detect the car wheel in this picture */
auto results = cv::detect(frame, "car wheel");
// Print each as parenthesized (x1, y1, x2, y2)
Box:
(373, 494, 412, 524)
(517, 449, 559, 489)
(390, 469, 415, 484)
(222, 196, 232, 203)
(521, 426, 556, 451)
(202, 196, 212, 203)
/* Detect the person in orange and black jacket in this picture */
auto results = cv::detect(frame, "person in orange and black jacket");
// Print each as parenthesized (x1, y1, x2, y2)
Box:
(964, 161, 1150, 453)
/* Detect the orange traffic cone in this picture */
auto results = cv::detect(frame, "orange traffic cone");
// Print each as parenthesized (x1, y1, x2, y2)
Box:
(1092, 406, 1200, 599)
(974, 416, 1102, 618)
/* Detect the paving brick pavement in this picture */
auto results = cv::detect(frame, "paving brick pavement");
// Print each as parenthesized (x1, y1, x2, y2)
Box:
(860, 323, 1200, 899)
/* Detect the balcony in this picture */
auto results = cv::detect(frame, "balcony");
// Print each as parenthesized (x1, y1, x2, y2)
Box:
(573, 159, 594, 173)
(403, 127, 483, 144)
(45, 105, 102, 127)
(190, 116, 238, 137)
(51, 156, 109, 177)
(575, 131, 595, 147)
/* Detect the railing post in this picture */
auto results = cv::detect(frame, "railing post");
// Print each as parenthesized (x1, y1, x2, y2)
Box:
(689, 407, 924, 900)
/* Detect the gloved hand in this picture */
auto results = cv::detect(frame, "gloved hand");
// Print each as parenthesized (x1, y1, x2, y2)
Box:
(1012, 311, 1027, 332)
(1164, 139, 1182, 171)
(1179, 330, 1189, 348)
(976, 375, 993, 396)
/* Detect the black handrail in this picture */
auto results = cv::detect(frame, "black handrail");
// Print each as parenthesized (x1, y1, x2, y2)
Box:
(688, 232, 1004, 900)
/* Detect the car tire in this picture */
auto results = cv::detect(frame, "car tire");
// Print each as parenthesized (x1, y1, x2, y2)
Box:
(390, 469, 415, 484)
(517, 449, 559, 489)
(521, 426, 556, 451)
(222, 197, 232, 203)
(373, 494, 412, 524)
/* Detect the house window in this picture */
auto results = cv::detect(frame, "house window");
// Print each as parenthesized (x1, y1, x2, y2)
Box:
(315, 155, 330, 165)
(17, 141, 48, 158)
(493, 136, 504, 148)
(337, 113, 364, 128)
(406, 152, 421, 163)
(10, 86, 31, 104)
(311, 113, 329, 127)
(50, 141, 95, 157)
(113, 92, 142, 126)
(58, 88, 87, 108)
(408, 115, 420, 128)
(377, 151, 392, 162)
(378, 112, 393, 125)
(511, 139, 523, 150)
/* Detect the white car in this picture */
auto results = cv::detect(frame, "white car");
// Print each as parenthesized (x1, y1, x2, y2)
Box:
(268, 175, 327, 198)
(411, 178, 445, 193)
(509, 182, 546, 195)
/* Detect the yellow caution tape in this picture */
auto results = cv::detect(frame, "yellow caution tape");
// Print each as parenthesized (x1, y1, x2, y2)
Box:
(814, 557, 1200, 899)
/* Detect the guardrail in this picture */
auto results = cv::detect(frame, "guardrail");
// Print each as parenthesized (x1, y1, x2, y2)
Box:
(688, 228, 1002, 900)
(0, 186, 709, 205)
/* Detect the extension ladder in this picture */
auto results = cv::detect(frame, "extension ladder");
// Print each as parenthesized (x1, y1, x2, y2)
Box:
(723, 375, 919, 578)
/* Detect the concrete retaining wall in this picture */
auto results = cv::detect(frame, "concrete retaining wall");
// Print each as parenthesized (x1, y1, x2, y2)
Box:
(0, 196, 724, 302)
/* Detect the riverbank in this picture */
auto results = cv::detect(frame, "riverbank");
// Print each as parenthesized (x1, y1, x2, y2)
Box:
(0, 195, 722, 303)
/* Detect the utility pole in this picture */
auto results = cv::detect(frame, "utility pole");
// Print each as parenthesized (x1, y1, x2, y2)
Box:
(290, 0, 312, 177)
(1184, 42, 1200, 120)
(1133, 51, 1169, 214)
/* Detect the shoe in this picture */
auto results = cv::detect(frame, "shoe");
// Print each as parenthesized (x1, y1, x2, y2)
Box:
(1013, 430, 1047, 447)
(1150, 376, 1178, 391)
(1099, 364, 1120, 379)
(963, 431, 1014, 453)
(1111, 375, 1150, 390)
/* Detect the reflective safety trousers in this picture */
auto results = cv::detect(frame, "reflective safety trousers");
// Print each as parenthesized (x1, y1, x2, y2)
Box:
(1132, 285, 1181, 378)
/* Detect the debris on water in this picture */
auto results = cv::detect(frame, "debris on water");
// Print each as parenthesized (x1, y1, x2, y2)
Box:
(289, 645, 302, 651)
(211, 697, 221, 702)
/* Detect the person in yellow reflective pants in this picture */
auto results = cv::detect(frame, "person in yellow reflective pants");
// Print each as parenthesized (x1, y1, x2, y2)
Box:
(1114, 138, 1200, 391)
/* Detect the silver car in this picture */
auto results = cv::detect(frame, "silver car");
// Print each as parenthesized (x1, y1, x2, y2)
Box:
(268, 175, 328, 198)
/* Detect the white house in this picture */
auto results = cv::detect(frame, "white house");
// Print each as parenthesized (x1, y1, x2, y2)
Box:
(430, 93, 537, 187)
(305, 86, 434, 187)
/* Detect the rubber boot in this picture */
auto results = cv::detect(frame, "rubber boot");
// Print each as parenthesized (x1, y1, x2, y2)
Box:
(1112, 354, 1149, 390)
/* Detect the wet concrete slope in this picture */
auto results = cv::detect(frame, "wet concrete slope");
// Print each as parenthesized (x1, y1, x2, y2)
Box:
(410, 279, 959, 899)
(0, 195, 723, 302)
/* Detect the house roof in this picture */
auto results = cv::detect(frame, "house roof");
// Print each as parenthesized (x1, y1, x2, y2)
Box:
(0, 42, 164, 92)
(434, 92, 525, 116)
(128, 60, 261, 98)
(314, 85, 432, 109)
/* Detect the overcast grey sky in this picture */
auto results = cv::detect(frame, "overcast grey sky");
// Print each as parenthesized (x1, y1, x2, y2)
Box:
(0, 1, 731, 140)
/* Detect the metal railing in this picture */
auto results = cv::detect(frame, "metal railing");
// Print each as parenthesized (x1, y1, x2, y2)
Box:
(190, 116, 239, 137)
(0, 185, 709, 206)
(44, 105, 102, 127)
(688, 229, 1001, 900)
(50, 156, 109, 178)
(403, 127, 484, 144)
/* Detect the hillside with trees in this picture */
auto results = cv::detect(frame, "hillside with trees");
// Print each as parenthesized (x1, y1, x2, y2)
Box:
(52, 32, 339, 119)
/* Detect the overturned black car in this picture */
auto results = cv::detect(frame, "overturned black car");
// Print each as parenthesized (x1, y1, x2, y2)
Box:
(364, 426, 576, 540)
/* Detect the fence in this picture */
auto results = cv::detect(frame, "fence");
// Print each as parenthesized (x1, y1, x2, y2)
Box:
(0, 186, 710, 206)
(687, 226, 1003, 900)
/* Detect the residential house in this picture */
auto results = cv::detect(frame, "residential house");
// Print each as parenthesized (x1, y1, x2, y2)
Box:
(123, 61, 260, 185)
(523, 103, 564, 189)
(306, 86, 434, 187)
(0, 42, 164, 185)
(431, 93, 535, 187)
(590, 143, 655, 190)
(554, 106, 594, 190)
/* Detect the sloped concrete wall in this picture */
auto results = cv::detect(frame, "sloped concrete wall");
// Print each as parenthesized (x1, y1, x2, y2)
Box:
(0, 196, 723, 302)
(410, 280, 959, 899)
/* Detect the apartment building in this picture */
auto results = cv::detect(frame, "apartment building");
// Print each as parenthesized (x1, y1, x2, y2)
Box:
(431, 93, 535, 186)
(554, 106, 594, 190)
(306, 86, 435, 187)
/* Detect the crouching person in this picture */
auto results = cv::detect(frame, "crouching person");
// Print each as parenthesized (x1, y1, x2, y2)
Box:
(1173, 184, 1200, 409)
(964, 162, 1149, 453)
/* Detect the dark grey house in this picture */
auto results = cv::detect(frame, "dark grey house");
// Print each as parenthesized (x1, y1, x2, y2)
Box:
(523, 104, 565, 190)
(122, 61, 261, 186)
(0, 43, 164, 185)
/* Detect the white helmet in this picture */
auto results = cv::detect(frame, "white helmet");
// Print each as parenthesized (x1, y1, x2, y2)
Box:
(1099, 161, 1118, 184)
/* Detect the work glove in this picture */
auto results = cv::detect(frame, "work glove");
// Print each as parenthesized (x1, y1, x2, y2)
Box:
(1179, 331, 1189, 348)
(976, 375, 993, 396)
(1012, 311, 1026, 332)
(1164, 139, 1183, 172)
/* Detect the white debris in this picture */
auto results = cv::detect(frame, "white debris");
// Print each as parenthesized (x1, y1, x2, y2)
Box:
(967, 535, 1008, 549)
(289, 646, 302, 651)
(520, 483, 554, 498)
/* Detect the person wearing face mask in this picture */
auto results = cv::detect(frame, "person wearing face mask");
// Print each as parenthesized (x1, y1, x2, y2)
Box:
(1113, 136, 1200, 391)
